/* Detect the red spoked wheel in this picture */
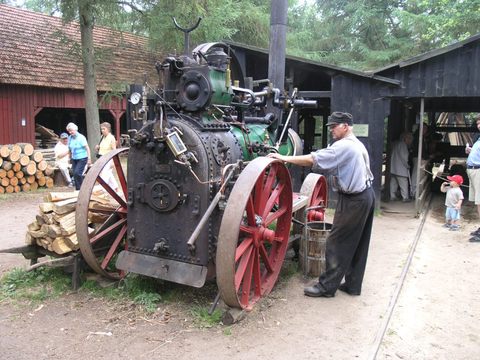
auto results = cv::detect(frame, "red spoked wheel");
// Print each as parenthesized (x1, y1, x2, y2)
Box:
(216, 157, 293, 310)
(76, 148, 128, 280)
(296, 173, 328, 224)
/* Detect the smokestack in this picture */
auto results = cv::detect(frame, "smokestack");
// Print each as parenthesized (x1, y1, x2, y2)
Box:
(268, 0, 288, 91)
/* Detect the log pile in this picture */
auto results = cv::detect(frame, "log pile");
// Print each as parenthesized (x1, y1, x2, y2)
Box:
(0, 143, 55, 194)
(35, 124, 59, 149)
(25, 189, 118, 255)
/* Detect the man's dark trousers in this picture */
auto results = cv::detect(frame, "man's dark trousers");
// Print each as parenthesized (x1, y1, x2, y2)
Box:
(317, 186, 375, 294)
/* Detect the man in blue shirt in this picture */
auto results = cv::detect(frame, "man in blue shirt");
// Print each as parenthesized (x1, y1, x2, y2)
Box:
(66, 122, 91, 190)
(466, 117, 480, 242)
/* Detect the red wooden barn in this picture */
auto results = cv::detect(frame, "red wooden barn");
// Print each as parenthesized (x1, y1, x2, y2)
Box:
(0, 4, 158, 146)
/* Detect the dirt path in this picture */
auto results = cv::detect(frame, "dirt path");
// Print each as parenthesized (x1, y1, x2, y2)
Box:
(0, 192, 479, 359)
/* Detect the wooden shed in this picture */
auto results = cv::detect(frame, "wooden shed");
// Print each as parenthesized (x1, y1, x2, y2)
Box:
(0, 4, 158, 146)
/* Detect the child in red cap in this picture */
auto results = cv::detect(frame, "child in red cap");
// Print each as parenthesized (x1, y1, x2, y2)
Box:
(440, 175, 464, 231)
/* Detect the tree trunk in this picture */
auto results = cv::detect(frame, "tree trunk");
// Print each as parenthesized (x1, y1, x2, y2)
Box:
(78, 0, 101, 153)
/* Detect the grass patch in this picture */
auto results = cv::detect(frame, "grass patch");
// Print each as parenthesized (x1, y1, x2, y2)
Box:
(0, 267, 71, 304)
(190, 305, 222, 328)
(80, 274, 163, 313)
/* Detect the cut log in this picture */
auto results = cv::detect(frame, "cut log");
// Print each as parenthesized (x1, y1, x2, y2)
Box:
(0, 169, 6, 178)
(63, 233, 79, 251)
(39, 202, 55, 213)
(9, 177, 18, 186)
(27, 221, 41, 232)
(18, 143, 34, 156)
(15, 170, 24, 179)
(46, 191, 79, 202)
(26, 175, 36, 184)
(19, 177, 27, 185)
(35, 214, 45, 226)
(52, 237, 74, 254)
(0, 186, 4, 194)
(29, 228, 47, 239)
(37, 177, 46, 187)
(19, 155, 30, 166)
(0, 157, 2, 168)
(25, 232, 34, 245)
(14, 185, 20, 193)
(21, 183, 31, 192)
(1, 178, 9, 187)
(37, 160, 48, 171)
(53, 209, 76, 224)
(6, 170, 14, 179)
(44, 165, 54, 176)
(31, 151, 44, 163)
(22, 162, 37, 176)
(8, 151, 20, 162)
(8, 144, 22, 153)
(41, 213, 55, 225)
(1, 160, 12, 171)
(41, 224, 62, 238)
(12, 162, 21, 172)
(53, 197, 77, 215)
(5, 185, 14, 193)
(35, 170, 44, 180)
(0, 145, 10, 158)
(30, 181, 38, 191)
(45, 177, 54, 188)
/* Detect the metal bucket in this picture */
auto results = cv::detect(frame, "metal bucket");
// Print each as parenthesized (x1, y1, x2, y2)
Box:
(300, 221, 331, 277)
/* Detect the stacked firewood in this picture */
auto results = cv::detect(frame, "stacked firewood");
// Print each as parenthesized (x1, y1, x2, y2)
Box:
(35, 124, 59, 149)
(0, 143, 55, 194)
(25, 190, 118, 255)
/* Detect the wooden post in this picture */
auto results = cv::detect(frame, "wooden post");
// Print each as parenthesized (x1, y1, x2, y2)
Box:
(415, 98, 425, 216)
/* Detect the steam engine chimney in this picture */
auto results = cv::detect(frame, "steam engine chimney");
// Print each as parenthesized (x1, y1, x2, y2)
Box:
(268, 0, 288, 91)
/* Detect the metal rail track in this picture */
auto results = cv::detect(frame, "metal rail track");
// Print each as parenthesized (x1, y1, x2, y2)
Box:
(368, 194, 433, 360)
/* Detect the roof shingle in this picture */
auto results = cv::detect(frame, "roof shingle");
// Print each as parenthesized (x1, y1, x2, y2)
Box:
(0, 4, 159, 91)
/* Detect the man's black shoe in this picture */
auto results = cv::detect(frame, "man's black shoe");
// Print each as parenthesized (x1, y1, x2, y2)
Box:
(338, 283, 361, 296)
(304, 283, 335, 298)
(469, 236, 480, 242)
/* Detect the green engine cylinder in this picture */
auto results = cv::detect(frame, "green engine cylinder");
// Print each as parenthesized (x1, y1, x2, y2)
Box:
(230, 124, 302, 161)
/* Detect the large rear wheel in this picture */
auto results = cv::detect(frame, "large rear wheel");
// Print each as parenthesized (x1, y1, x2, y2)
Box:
(216, 157, 293, 310)
(76, 148, 128, 280)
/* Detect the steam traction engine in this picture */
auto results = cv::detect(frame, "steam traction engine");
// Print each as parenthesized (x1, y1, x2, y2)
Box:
(76, 42, 328, 310)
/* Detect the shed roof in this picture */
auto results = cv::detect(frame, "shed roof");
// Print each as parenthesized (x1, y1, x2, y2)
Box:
(0, 4, 159, 91)
(372, 33, 480, 74)
(227, 41, 401, 86)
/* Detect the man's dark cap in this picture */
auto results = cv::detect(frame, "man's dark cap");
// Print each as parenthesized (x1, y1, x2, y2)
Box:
(326, 112, 353, 126)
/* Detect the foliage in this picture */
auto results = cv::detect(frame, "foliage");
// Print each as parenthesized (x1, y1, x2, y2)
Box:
(14, 0, 480, 70)
(0, 267, 71, 304)
(81, 273, 163, 313)
(190, 305, 223, 328)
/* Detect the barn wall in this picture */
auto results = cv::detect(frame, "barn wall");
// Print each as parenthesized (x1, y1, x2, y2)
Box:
(380, 42, 480, 98)
(331, 75, 391, 202)
(0, 84, 126, 145)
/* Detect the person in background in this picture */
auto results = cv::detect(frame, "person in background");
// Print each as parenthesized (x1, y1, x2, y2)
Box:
(268, 111, 375, 298)
(440, 175, 464, 231)
(54, 133, 73, 187)
(466, 116, 480, 242)
(95, 122, 119, 192)
(66, 122, 91, 190)
(390, 132, 413, 201)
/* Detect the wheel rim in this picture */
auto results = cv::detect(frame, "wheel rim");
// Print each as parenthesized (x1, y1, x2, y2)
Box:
(76, 148, 128, 280)
(306, 175, 327, 221)
(217, 157, 292, 310)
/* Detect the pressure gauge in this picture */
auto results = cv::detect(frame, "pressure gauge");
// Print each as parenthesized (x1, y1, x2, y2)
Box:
(130, 92, 142, 105)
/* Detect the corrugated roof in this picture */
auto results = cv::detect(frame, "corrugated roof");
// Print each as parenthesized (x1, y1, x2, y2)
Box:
(0, 4, 159, 91)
